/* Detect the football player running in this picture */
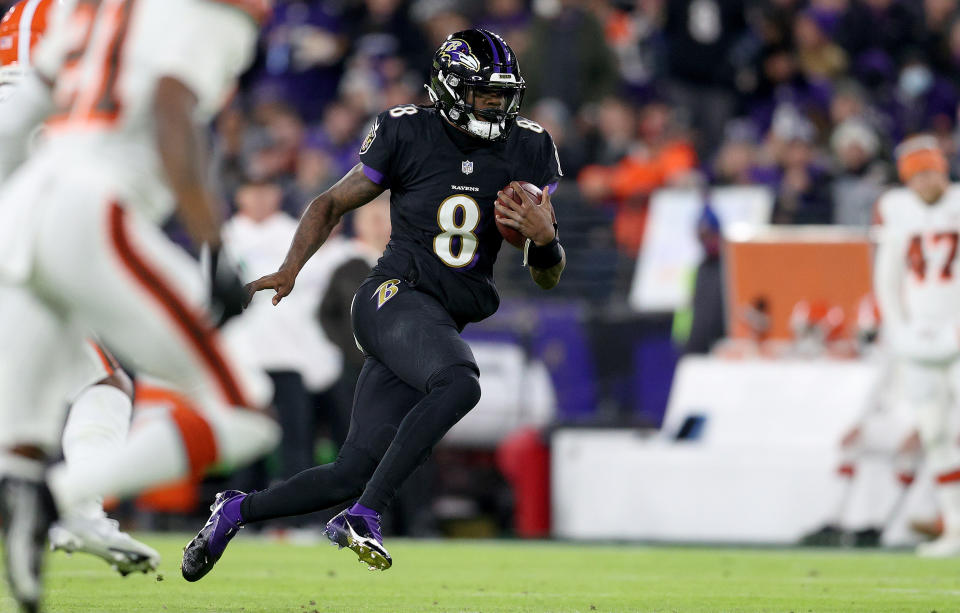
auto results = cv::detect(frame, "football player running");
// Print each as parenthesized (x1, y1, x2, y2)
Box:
(0, 0, 159, 578)
(874, 135, 960, 556)
(0, 0, 280, 609)
(181, 28, 564, 579)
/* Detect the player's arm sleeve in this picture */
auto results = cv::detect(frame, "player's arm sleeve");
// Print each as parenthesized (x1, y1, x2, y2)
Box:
(873, 200, 906, 335)
(0, 72, 54, 181)
(537, 131, 563, 195)
(358, 112, 398, 188)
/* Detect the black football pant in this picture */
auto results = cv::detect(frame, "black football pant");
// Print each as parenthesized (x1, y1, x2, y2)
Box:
(241, 276, 480, 523)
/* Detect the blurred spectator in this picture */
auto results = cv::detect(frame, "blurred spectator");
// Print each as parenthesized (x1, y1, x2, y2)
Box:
(921, 0, 959, 75)
(807, 0, 850, 36)
(768, 111, 834, 224)
(235, 103, 306, 209)
(663, 0, 749, 157)
(793, 9, 848, 81)
(254, 1, 349, 122)
(751, 0, 806, 48)
(711, 120, 777, 186)
(414, 0, 472, 52)
(529, 98, 586, 177)
(582, 96, 638, 167)
(521, 0, 617, 112)
(836, 0, 922, 76)
(830, 79, 871, 125)
(317, 195, 392, 444)
(210, 104, 250, 205)
(289, 141, 339, 215)
(830, 118, 891, 226)
(677, 205, 727, 354)
(946, 16, 960, 86)
(748, 43, 832, 137)
(477, 0, 532, 45)
(303, 99, 364, 180)
(594, 0, 665, 98)
(882, 55, 958, 142)
(222, 178, 343, 485)
(347, 0, 429, 80)
(578, 100, 698, 254)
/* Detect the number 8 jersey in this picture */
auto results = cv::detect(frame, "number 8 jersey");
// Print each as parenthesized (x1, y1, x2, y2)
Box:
(875, 184, 960, 326)
(358, 104, 562, 328)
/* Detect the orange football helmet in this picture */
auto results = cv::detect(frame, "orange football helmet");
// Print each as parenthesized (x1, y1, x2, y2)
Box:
(0, 0, 57, 85)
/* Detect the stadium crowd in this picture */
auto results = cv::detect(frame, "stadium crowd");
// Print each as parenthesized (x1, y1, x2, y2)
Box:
(168, 0, 960, 299)
(3, 0, 952, 297)
(209, 0, 960, 290)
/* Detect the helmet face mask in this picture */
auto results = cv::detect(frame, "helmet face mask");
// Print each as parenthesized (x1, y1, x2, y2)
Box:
(426, 29, 525, 142)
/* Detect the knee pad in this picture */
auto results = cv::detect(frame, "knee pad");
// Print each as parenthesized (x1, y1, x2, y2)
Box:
(427, 365, 481, 412)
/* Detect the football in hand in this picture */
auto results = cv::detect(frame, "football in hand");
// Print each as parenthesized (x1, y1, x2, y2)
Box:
(496, 182, 542, 249)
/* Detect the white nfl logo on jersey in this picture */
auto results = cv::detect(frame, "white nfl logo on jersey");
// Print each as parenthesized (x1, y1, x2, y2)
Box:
(462, 160, 474, 175)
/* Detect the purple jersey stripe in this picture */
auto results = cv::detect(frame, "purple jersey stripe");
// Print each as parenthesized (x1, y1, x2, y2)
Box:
(478, 29, 501, 66)
(362, 164, 386, 186)
(546, 182, 559, 195)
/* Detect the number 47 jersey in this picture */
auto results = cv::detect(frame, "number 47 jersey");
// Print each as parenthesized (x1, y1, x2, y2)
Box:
(876, 185, 960, 324)
(359, 105, 562, 329)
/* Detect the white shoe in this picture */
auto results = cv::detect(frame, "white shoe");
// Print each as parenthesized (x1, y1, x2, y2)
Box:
(49, 515, 160, 575)
(916, 535, 960, 558)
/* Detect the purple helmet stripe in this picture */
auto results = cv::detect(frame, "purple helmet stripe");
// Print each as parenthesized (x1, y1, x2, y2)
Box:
(488, 30, 515, 74)
(493, 32, 511, 65)
(478, 29, 501, 67)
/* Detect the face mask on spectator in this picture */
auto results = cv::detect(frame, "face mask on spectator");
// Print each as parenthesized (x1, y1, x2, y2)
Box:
(898, 65, 933, 99)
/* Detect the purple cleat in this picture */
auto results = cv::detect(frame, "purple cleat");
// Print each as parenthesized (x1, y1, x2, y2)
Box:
(181, 490, 246, 582)
(324, 503, 392, 571)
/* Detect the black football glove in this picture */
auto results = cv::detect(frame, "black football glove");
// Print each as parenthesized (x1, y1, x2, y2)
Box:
(208, 246, 246, 328)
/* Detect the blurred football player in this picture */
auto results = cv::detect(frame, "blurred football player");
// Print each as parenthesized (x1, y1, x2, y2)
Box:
(181, 28, 564, 578)
(0, 0, 160, 578)
(874, 135, 960, 556)
(801, 300, 921, 547)
(0, 0, 280, 608)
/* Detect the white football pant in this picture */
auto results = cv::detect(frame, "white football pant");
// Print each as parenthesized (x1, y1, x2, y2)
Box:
(901, 360, 960, 535)
(0, 160, 279, 510)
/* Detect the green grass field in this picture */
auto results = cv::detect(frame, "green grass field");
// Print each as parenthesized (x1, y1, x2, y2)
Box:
(5, 535, 960, 612)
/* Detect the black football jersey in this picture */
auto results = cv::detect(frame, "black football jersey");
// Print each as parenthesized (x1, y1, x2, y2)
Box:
(358, 105, 562, 328)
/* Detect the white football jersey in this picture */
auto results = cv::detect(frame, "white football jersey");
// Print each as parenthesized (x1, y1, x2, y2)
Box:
(876, 185, 960, 323)
(37, 0, 263, 222)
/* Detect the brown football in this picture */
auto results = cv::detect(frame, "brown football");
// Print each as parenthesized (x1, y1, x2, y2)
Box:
(496, 182, 542, 249)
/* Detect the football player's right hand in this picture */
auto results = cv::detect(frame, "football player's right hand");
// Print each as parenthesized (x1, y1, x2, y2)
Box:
(244, 268, 296, 307)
